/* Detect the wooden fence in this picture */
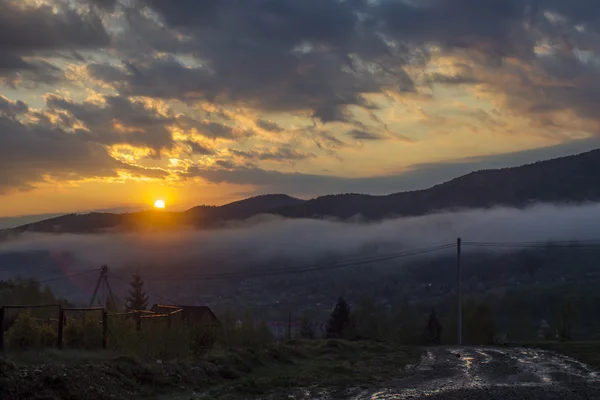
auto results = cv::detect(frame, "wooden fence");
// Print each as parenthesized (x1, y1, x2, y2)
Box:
(0, 304, 184, 351)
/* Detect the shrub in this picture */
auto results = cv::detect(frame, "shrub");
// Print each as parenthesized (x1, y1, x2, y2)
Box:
(39, 323, 57, 347)
(106, 317, 138, 353)
(82, 316, 103, 349)
(63, 315, 104, 349)
(64, 318, 84, 348)
(6, 313, 40, 350)
(190, 327, 218, 355)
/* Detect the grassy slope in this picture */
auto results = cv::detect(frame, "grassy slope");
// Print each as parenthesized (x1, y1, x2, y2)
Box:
(0, 340, 422, 400)
(203, 340, 422, 399)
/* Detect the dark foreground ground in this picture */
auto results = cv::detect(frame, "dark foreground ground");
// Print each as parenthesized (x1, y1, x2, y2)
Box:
(0, 340, 420, 400)
(2, 344, 600, 399)
(187, 345, 600, 399)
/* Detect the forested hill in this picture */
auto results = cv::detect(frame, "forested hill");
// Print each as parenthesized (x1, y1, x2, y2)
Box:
(7, 194, 304, 233)
(273, 148, 600, 219)
(5, 149, 600, 233)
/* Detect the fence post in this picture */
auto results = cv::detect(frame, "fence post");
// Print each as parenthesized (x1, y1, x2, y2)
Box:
(57, 307, 64, 349)
(136, 312, 141, 332)
(0, 307, 4, 351)
(102, 311, 108, 349)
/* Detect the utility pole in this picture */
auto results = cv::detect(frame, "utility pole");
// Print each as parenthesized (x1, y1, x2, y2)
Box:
(90, 265, 118, 311)
(457, 237, 462, 345)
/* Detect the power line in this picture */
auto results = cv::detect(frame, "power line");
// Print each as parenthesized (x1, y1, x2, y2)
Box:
(149, 243, 456, 282)
(37, 269, 98, 284)
(463, 240, 600, 245)
(463, 240, 600, 249)
(108, 243, 456, 305)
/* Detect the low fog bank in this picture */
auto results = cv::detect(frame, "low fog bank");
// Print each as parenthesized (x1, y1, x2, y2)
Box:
(1, 203, 599, 279)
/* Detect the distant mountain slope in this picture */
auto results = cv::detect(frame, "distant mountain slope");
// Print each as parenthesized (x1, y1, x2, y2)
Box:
(6, 149, 600, 234)
(184, 194, 305, 224)
(274, 149, 600, 219)
(9, 194, 305, 234)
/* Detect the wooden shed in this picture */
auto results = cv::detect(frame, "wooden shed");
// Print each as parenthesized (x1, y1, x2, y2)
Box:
(150, 304, 220, 327)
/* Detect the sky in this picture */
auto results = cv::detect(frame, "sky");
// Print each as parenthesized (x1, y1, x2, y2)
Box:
(2, 0, 600, 218)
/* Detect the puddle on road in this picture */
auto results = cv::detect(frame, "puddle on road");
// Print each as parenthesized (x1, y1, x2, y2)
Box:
(276, 348, 600, 400)
(341, 347, 600, 400)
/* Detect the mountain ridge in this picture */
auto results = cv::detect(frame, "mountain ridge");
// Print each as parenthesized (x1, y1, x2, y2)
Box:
(5, 149, 600, 233)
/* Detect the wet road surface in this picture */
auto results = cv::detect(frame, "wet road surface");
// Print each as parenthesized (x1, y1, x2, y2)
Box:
(352, 347, 600, 399)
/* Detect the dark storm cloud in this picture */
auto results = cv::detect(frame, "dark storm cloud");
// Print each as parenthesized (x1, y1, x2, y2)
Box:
(345, 130, 386, 141)
(175, 115, 254, 141)
(230, 147, 316, 163)
(88, 0, 119, 11)
(0, 95, 28, 117)
(0, 109, 166, 194)
(45, 94, 175, 154)
(0, 0, 110, 85)
(0, 1, 109, 51)
(184, 140, 214, 156)
(542, 0, 600, 24)
(4, 0, 600, 197)
(256, 120, 283, 133)
(88, 0, 409, 121)
(379, 0, 532, 59)
(82, 0, 600, 133)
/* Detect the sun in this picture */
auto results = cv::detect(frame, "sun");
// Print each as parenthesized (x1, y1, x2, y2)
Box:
(154, 199, 166, 209)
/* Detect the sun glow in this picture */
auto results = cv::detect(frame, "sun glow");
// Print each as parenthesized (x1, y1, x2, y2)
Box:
(154, 199, 166, 209)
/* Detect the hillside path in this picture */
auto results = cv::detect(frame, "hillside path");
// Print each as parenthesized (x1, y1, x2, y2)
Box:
(351, 346, 600, 399)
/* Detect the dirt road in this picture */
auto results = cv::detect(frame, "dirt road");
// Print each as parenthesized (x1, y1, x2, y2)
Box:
(352, 346, 600, 399)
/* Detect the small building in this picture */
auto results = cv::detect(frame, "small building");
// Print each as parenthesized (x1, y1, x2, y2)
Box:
(150, 304, 220, 327)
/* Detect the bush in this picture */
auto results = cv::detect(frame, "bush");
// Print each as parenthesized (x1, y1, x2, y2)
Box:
(39, 323, 57, 347)
(6, 313, 40, 350)
(5, 314, 58, 350)
(64, 318, 84, 348)
(190, 327, 218, 355)
(83, 316, 103, 349)
(137, 321, 191, 359)
(64, 316, 103, 349)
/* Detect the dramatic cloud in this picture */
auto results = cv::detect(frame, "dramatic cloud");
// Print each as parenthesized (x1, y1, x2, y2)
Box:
(230, 147, 316, 163)
(45, 94, 176, 154)
(184, 140, 214, 156)
(76, 0, 600, 136)
(345, 130, 386, 141)
(0, 0, 109, 85)
(256, 120, 283, 133)
(0, 112, 165, 193)
(175, 115, 254, 141)
(0, 95, 28, 117)
(4, 0, 600, 211)
(86, 0, 412, 120)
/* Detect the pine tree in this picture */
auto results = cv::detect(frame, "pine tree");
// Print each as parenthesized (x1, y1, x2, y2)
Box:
(326, 297, 351, 338)
(299, 315, 315, 339)
(125, 272, 149, 311)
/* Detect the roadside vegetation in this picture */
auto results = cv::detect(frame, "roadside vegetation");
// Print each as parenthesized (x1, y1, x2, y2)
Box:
(0, 278, 424, 399)
(1, 271, 594, 399)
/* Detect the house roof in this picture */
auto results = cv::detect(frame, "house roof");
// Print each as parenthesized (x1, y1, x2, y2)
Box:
(150, 304, 219, 322)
